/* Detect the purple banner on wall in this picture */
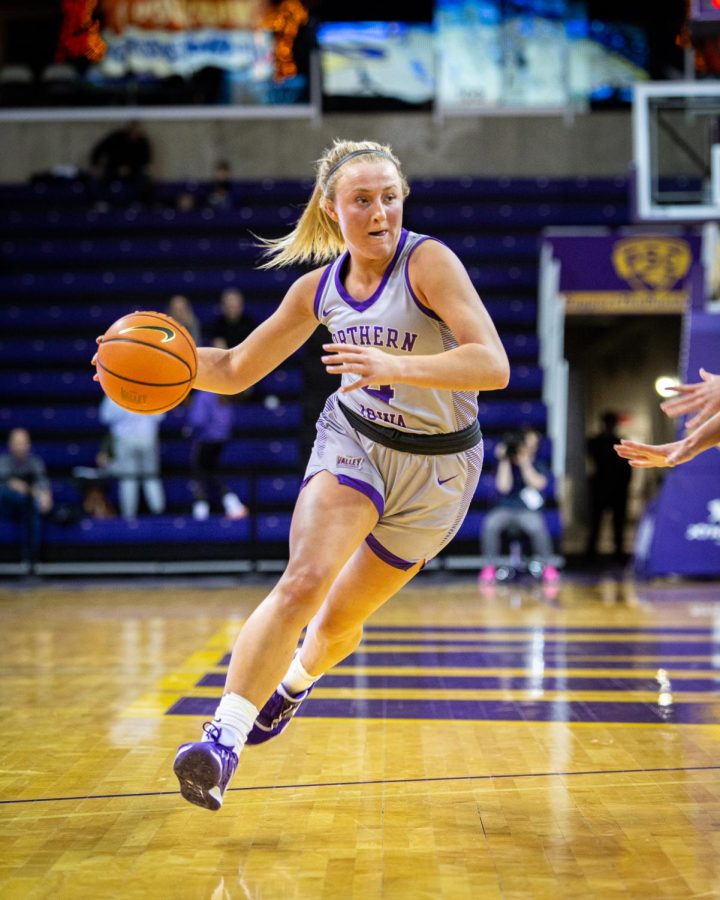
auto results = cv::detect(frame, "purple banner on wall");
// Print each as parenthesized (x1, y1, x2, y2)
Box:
(545, 232, 703, 314)
(636, 311, 720, 578)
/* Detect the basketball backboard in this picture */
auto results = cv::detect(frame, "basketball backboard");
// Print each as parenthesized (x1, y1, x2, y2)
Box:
(632, 81, 720, 223)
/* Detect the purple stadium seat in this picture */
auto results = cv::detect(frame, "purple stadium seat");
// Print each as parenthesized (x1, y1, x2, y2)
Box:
(0, 172, 630, 561)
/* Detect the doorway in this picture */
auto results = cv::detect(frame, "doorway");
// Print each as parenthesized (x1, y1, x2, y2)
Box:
(562, 314, 683, 559)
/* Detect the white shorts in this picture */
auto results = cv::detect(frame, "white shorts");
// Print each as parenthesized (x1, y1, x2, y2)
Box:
(302, 394, 484, 569)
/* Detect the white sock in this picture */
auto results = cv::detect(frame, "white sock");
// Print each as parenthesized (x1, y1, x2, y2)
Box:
(210, 692, 259, 754)
(281, 652, 321, 696)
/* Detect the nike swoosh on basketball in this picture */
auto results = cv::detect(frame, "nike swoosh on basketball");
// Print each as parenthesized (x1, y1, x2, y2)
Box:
(119, 324, 176, 343)
(438, 475, 458, 485)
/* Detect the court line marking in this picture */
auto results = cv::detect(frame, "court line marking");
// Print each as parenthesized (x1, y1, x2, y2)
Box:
(2, 763, 719, 806)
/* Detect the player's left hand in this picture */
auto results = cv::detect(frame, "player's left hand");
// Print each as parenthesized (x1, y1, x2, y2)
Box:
(614, 438, 694, 468)
(660, 368, 720, 431)
(322, 343, 402, 393)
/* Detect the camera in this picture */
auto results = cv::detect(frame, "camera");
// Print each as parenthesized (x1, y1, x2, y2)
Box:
(502, 433, 521, 461)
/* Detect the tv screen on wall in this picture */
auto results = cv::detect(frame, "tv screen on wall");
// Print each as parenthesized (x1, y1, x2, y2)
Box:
(317, 21, 435, 110)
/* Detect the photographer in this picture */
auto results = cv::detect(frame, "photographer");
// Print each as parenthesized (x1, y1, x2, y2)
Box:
(479, 427, 558, 584)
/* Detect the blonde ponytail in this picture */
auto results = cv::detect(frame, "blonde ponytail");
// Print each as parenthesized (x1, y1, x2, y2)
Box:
(256, 138, 409, 270)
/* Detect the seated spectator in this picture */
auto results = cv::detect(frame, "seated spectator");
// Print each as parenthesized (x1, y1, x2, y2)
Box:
(175, 161, 236, 213)
(88, 119, 154, 209)
(99, 396, 166, 520)
(184, 391, 248, 521)
(202, 160, 236, 210)
(211, 287, 256, 349)
(82, 481, 117, 519)
(167, 294, 203, 346)
(72, 433, 117, 519)
(479, 427, 558, 584)
(175, 190, 197, 213)
(0, 428, 53, 569)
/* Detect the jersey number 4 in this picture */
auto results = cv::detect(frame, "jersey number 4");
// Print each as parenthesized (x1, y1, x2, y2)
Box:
(364, 384, 395, 404)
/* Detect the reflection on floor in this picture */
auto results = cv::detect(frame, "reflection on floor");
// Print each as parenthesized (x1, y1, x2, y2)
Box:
(1, 573, 719, 898)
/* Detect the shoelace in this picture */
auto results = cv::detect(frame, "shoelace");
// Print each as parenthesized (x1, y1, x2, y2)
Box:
(269, 696, 303, 728)
(201, 722, 237, 780)
(202, 721, 222, 741)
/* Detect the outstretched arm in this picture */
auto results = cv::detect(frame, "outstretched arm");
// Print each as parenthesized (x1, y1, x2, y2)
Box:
(660, 368, 720, 431)
(614, 410, 720, 468)
(93, 273, 320, 397)
(323, 240, 510, 394)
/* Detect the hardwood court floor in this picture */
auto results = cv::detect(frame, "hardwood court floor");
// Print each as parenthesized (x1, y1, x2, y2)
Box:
(1, 573, 719, 899)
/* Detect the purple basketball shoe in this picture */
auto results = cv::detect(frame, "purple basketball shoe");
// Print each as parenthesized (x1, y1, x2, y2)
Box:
(173, 722, 238, 811)
(246, 682, 314, 745)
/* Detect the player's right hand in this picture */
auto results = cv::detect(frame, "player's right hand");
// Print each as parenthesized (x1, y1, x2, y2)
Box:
(91, 334, 103, 381)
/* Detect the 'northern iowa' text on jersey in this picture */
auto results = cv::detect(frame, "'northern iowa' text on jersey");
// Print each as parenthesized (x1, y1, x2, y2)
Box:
(313, 229, 479, 435)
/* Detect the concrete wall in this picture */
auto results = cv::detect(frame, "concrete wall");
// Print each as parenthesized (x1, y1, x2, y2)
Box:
(0, 110, 633, 182)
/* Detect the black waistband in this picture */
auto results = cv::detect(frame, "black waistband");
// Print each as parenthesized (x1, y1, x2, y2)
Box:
(338, 401, 482, 456)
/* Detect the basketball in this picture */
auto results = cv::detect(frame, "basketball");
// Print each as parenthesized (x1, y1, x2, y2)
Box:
(96, 310, 198, 414)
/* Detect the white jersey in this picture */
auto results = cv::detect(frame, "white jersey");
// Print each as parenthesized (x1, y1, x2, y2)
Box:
(313, 228, 479, 436)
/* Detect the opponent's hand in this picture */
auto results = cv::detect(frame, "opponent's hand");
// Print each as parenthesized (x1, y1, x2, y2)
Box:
(322, 343, 402, 393)
(614, 438, 695, 469)
(91, 335, 103, 382)
(660, 368, 720, 431)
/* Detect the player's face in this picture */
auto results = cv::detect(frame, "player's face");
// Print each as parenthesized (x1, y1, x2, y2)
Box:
(326, 161, 404, 262)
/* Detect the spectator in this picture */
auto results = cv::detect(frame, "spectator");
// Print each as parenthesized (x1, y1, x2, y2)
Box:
(202, 160, 236, 210)
(479, 427, 558, 583)
(72, 433, 117, 519)
(175, 160, 236, 213)
(99, 396, 166, 520)
(0, 428, 53, 568)
(175, 190, 197, 213)
(210, 287, 257, 349)
(185, 391, 248, 521)
(585, 411, 632, 563)
(88, 119, 154, 209)
(81, 480, 117, 519)
(167, 294, 203, 346)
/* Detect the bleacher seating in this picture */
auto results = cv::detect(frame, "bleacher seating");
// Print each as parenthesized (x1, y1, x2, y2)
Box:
(0, 175, 631, 568)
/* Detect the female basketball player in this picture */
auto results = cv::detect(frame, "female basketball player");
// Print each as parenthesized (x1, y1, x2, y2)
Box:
(150, 139, 509, 810)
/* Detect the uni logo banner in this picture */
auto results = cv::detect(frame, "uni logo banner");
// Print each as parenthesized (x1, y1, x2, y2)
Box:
(544, 231, 702, 315)
(611, 238, 692, 292)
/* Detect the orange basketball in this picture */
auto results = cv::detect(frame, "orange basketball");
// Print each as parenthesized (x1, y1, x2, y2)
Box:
(96, 310, 197, 414)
